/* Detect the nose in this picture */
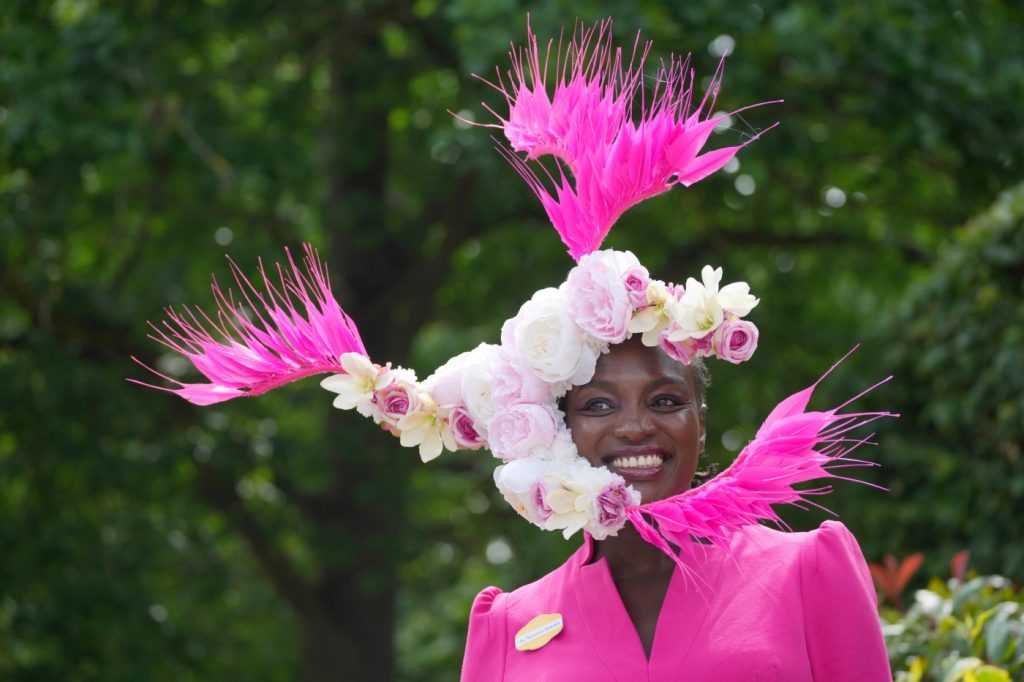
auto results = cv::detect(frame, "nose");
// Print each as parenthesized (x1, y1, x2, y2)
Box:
(612, 404, 656, 442)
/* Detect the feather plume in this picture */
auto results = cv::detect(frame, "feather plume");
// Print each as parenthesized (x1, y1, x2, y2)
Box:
(131, 244, 367, 405)
(626, 365, 895, 574)
(476, 18, 777, 261)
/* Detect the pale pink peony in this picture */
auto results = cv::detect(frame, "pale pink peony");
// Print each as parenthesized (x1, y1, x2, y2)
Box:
(563, 251, 636, 343)
(713, 319, 759, 364)
(449, 405, 485, 450)
(490, 349, 552, 409)
(427, 345, 498, 408)
(487, 403, 559, 460)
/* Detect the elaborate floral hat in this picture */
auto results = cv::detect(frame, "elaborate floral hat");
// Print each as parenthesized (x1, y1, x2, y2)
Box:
(135, 19, 889, 571)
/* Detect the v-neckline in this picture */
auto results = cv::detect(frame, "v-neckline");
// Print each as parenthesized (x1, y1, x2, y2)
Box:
(572, 534, 727, 681)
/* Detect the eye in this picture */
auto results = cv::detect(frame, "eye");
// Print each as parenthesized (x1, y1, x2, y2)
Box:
(582, 398, 614, 413)
(652, 394, 685, 409)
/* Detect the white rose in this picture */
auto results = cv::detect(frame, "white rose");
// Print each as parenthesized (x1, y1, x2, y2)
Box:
(444, 344, 502, 436)
(501, 288, 597, 384)
(423, 346, 485, 408)
(494, 459, 556, 526)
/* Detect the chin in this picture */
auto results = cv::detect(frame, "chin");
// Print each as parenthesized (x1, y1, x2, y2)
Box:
(632, 478, 694, 504)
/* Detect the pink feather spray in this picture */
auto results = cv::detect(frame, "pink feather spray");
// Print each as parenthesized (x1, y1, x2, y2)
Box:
(131, 244, 367, 405)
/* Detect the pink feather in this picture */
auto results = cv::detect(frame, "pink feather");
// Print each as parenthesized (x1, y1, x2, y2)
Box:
(626, 369, 895, 566)
(130, 244, 367, 405)
(476, 18, 777, 261)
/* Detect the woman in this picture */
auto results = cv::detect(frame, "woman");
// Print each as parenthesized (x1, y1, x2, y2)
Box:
(460, 338, 891, 680)
(134, 17, 893, 682)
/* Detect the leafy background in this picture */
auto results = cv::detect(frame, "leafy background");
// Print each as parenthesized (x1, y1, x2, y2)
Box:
(1, 0, 1021, 680)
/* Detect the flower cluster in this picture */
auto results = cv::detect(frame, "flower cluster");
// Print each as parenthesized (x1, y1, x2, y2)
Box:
(320, 249, 758, 539)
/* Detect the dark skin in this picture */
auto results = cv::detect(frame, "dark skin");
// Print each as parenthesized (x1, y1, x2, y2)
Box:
(563, 337, 706, 659)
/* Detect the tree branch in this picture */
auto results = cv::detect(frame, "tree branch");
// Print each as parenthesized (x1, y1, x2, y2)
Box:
(193, 458, 320, 618)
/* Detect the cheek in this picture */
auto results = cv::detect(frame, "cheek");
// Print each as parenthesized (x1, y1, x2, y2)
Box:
(663, 412, 702, 446)
(565, 418, 603, 465)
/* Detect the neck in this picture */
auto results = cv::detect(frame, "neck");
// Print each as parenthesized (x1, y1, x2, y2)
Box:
(590, 524, 676, 580)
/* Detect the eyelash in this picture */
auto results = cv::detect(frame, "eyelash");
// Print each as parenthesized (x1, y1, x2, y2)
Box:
(583, 398, 614, 412)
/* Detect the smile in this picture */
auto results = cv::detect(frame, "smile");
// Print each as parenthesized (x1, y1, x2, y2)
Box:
(604, 451, 670, 480)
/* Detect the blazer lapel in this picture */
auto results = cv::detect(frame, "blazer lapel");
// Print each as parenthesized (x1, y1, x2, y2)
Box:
(573, 535, 651, 681)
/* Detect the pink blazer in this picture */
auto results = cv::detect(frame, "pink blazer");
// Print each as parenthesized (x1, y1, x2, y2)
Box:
(461, 521, 890, 681)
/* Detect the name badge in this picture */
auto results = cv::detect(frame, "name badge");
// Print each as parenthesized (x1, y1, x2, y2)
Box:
(515, 613, 564, 651)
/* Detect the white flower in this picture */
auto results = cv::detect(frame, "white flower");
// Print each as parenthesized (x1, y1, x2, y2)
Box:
(546, 427, 579, 462)
(627, 280, 672, 346)
(540, 461, 596, 539)
(493, 458, 557, 522)
(668, 266, 725, 342)
(501, 288, 598, 385)
(717, 281, 759, 317)
(456, 344, 505, 437)
(530, 459, 628, 540)
(397, 393, 457, 462)
(425, 344, 498, 410)
(320, 352, 393, 421)
(495, 458, 615, 538)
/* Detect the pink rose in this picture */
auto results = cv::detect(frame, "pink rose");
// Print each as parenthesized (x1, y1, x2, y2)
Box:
(374, 381, 418, 426)
(563, 252, 634, 343)
(530, 480, 553, 522)
(659, 332, 711, 365)
(487, 403, 559, 460)
(623, 265, 651, 309)
(449, 405, 484, 450)
(595, 482, 632, 528)
(713, 319, 759, 364)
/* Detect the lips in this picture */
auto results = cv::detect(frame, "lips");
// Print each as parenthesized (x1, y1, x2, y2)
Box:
(604, 449, 671, 480)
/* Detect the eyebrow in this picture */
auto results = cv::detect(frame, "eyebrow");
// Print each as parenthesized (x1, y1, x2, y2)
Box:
(580, 376, 689, 392)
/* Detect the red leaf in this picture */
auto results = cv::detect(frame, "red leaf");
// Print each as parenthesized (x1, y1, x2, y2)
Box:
(950, 549, 971, 582)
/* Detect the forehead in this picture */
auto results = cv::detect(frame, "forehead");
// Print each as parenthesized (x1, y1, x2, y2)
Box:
(589, 337, 690, 386)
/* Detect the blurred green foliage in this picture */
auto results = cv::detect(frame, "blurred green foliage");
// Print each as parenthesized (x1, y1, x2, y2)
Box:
(885, 575, 1024, 681)
(0, 0, 1021, 680)
(877, 183, 1024, 580)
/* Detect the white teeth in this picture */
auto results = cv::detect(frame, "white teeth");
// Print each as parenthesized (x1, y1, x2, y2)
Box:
(610, 454, 664, 469)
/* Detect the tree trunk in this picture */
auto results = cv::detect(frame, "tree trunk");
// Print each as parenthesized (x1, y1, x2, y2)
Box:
(302, 20, 408, 681)
(299, 576, 396, 682)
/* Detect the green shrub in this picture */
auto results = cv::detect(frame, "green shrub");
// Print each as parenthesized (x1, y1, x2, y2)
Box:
(884, 575, 1024, 681)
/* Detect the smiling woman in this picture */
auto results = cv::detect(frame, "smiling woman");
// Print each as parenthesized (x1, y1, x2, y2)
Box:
(132, 16, 893, 682)
(460, 341, 892, 680)
(453, 19, 891, 681)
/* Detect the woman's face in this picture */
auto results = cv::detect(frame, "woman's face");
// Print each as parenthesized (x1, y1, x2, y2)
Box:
(564, 337, 706, 504)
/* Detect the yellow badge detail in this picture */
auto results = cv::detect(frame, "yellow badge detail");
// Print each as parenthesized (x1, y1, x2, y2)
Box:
(514, 613, 564, 651)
